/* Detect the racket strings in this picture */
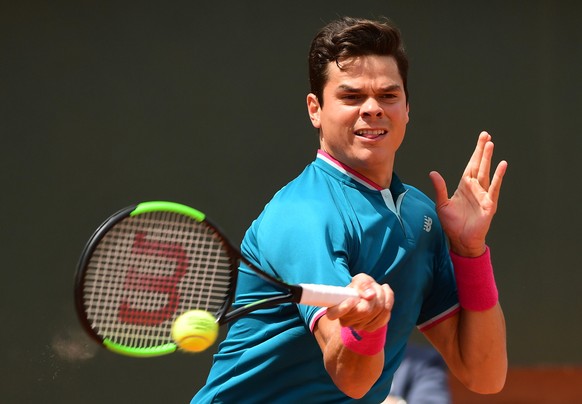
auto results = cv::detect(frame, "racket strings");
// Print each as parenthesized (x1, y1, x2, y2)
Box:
(83, 211, 232, 349)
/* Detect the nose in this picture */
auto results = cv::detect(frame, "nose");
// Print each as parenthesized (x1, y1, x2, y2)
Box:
(361, 97, 383, 118)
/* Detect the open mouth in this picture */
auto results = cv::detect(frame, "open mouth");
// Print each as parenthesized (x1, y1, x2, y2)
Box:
(355, 129, 387, 140)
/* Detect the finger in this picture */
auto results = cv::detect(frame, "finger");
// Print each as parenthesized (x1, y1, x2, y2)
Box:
(349, 284, 393, 331)
(349, 273, 379, 300)
(463, 131, 490, 178)
(477, 141, 494, 189)
(329, 278, 393, 329)
(366, 286, 393, 331)
(342, 305, 385, 331)
(488, 160, 508, 204)
(325, 295, 359, 321)
(380, 284, 394, 316)
(326, 275, 374, 321)
(429, 171, 449, 209)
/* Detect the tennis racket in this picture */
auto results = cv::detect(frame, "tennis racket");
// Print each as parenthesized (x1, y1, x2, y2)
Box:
(75, 201, 358, 357)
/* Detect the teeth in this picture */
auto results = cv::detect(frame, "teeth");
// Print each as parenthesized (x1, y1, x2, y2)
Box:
(355, 129, 385, 136)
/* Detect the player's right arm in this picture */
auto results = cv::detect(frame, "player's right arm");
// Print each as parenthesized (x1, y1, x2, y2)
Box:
(313, 274, 393, 398)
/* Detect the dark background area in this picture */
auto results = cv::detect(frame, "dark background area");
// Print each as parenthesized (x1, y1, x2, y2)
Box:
(1, 1, 581, 402)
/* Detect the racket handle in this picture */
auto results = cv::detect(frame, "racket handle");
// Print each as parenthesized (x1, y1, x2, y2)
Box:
(298, 284, 359, 307)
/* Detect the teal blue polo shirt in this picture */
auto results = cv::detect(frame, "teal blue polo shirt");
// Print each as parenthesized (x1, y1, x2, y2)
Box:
(192, 150, 459, 403)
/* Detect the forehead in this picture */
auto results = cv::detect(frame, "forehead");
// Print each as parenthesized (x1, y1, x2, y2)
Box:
(325, 55, 403, 89)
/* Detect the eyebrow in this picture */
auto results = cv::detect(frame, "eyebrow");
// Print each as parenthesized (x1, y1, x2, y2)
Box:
(336, 84, 403, 93)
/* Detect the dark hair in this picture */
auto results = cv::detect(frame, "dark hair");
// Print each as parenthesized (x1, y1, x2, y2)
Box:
(308, 16, 409, 105)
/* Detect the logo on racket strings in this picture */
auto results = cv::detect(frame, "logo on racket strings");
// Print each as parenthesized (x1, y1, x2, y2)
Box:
(118, 232, 188, 326)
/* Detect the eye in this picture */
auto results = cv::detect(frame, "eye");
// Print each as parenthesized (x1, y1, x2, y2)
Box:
(380, 93, 397, 99)
(339, 93, 364, 104)
(378, 93, 401, 103)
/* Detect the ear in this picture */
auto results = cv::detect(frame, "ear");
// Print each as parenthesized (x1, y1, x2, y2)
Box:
(306, 93, 322, 129)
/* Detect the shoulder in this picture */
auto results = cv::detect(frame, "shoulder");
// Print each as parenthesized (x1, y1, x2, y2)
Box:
(403, 183, 436, 210)
(242, 163, 347, 251)
(261, 163, 351, 225)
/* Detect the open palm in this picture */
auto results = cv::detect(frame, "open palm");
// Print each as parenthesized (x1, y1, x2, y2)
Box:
(429, 132, 508, 257)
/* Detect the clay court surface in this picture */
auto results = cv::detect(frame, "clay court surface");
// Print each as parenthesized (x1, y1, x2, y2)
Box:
(450, 367, 582, 403)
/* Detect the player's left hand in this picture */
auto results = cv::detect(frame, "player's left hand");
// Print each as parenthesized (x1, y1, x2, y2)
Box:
(429, 131, 508, 257)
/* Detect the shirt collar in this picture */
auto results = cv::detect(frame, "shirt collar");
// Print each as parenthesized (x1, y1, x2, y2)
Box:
(316, 149, 406, 197)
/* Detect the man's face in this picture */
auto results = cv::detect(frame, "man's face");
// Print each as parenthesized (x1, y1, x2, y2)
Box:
(307, 55, 409, 187)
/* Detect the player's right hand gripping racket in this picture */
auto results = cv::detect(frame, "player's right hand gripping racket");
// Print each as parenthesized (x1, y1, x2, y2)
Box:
(75, 201, 358, 357)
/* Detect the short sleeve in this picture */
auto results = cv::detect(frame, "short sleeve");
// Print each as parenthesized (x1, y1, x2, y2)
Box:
(417, 230, 460, 331)
(247, 196, 354, 328)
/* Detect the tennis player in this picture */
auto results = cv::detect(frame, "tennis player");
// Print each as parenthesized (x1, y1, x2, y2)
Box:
(193, 16, 507, 403)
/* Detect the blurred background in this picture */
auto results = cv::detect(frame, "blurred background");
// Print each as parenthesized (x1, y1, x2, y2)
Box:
(1, 1, 581, 402)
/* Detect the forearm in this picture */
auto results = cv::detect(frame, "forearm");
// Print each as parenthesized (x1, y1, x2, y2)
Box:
(455, 304, 507, 393)
(451, 245, 507, 392)
(426, 246, 507, 393)
(425, 304, 506, 394)
(315, 316, 385, 398)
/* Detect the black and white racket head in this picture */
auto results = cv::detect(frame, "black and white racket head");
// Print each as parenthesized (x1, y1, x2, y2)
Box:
(74, 201, 237, 357)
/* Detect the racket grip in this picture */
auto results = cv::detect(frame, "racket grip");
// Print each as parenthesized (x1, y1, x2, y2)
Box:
(298, 284, 359, 307)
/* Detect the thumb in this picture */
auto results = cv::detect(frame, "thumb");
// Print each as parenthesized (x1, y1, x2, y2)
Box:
(429, 171, 449, 208)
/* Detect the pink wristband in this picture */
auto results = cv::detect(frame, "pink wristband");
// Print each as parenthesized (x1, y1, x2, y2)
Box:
(340, 325, 387, 356)
(451, 246, 498, 311)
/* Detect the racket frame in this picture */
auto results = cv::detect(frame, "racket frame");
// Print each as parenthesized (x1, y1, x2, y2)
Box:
(74, 201, 305, 357)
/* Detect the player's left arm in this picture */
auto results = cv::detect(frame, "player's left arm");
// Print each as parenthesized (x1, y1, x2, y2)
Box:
(426, 131, 508, 394)
(423, 303, 507, 394)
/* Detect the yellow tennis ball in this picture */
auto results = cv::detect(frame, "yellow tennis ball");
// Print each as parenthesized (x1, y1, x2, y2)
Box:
(172, 310, 219, 353)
